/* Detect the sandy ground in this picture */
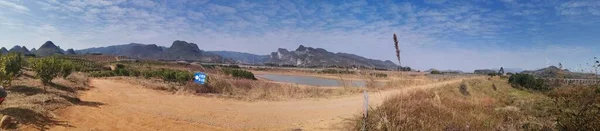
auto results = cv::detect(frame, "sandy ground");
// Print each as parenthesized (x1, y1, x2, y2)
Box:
(48, 77, 477, 131)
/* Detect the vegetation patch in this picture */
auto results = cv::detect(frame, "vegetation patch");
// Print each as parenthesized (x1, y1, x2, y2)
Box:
(221, 68, 257, 80)
(318, 69, 355, 74)
(346, 78, 555, 130)
(369, 72, 388, 78)
(508, 73, 548, 91)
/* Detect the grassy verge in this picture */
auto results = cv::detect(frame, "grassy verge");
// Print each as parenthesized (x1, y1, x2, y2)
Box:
(346, 78, 555, 130)
(1, 71, 91, 130)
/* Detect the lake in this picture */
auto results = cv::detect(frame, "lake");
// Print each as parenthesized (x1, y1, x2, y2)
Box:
(256, 74, 367, 87)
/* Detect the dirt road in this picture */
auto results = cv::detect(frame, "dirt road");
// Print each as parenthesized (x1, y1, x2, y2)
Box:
(49, 78, 473, 131)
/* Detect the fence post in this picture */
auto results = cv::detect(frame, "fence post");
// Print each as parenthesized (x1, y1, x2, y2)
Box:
(362, 90, 369, 131)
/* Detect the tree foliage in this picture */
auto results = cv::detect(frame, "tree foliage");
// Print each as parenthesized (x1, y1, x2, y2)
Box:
(32, 57, 73, 90)
(508, 73, 548, 91)
(0, 52, 25, 87)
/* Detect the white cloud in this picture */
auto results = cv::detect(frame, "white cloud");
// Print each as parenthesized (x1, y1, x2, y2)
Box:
(207, 4, 237, 14)
(130, 0, 157, 8)
(0, 0, 30, 12)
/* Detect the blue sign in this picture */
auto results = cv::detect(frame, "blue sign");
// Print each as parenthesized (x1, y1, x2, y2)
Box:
(194, 72, 207, 85)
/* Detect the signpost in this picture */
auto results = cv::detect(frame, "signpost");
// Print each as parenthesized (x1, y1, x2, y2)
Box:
(194, 72, 207, 85)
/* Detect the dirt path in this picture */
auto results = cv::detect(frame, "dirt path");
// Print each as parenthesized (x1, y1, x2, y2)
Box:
(49, 78, 475, 131)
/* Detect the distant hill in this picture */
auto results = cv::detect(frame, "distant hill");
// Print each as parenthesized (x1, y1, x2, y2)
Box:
(207, 51, 269, 64)
(0, 47, 8, 55)
(8, 45, 32, 55)
(522, 66, 596, 79)
(77, 40, 230, 63)
(426, 68, 463, 74)
(65, 48, 77, 55)
(266, 45, 399, 69)
(474, 69, 497, 74)
(34, 41, 64, 57)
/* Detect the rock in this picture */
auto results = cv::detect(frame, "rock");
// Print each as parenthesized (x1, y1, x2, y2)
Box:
(0, 115, 13, 129)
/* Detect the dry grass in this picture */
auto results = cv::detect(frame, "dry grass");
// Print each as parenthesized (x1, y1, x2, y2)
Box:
(1, 71, 94, 130)
(108, 74, 363, 101)
(346, 78, 555, 130)
(203, 75, 362, 101)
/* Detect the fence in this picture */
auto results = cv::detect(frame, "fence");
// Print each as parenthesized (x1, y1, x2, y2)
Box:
(542, 78, 600, 86)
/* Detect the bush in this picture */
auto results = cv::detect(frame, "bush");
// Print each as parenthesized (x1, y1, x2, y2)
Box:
(319, 69, 355, 74)
(508, 73, 548, 91)
(88, 71, 115, 77)
(31, 57, 64, 90)
(370, 73, 388, 78)
(430, 70, 442, 74)
(222, 68, 257, 80)
(0, 52, 25, 87)
(488, 73, 497, 77)
(548, 86, 600, 130)
(60, 60, 74, 78)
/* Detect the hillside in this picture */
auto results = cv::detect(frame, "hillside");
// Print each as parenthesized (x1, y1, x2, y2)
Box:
(77, 40, 229, 63)
(267, 45, 399, 69)
(207, 51, 269, 64)
(9, 45, 33, 55)
(0, 47, 8, 54)
(522, 66, 596, 79)
(34, 41, 64, 57)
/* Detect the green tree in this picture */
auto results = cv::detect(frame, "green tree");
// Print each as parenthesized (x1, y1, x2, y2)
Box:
(0, 52, 25, 87)
(32, 57, 62, 92)
(59, 60, 74, 78)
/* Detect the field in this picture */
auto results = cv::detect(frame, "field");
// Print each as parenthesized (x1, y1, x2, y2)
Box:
(0, 54, 597, 130)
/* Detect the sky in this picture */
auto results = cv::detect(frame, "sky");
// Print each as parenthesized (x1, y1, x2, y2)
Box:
(0, 0, 599, 72)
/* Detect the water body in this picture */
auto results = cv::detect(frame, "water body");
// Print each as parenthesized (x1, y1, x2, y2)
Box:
(257, 74, 367, 87)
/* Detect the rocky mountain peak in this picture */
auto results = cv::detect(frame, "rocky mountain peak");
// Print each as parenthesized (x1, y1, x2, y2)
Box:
(40, 41, 59, 49)
(65, 48, 77, 55)
(296, 45, 307, 51)
(169, 40, 200, 52)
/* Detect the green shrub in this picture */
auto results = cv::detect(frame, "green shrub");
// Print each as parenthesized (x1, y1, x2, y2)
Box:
(138, 69, 193, 83)
(113, 68, 130, 76)
(60, 60, 74, 78)
(32, 57, 68, 91)
(222, 68, 257, 80)
(0, 52, 25, 87)
(508, 73, 548, 91)
(88, 71, 115, 77)
(430, 70, 442, 74)
(370, 73, 388, 78)
(488, 73, 497, 77)
(319, 69, 355, 74)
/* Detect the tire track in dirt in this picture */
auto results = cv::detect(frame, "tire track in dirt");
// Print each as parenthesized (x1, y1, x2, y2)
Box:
(49, 77, 478, 131)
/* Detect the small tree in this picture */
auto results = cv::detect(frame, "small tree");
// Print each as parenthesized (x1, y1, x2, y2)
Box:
(0, 52, 25, 87)
(587, 57, 599, 80)
(32, 57, 62, 92)
(60, 60, 73, 78)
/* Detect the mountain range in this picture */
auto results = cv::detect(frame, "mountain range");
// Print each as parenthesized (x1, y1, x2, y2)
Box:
(0, 41, 76, 56)
(2, 40, 399, 69)
(77, 40, 230, 63)
(522, 66, 596, 79)
(77, 42, 399, 69)
(266, 45, 399, 69)
(207, 51, 269, 64)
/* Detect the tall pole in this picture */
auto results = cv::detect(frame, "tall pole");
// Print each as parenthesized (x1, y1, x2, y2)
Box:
(393, 33, 401, 68)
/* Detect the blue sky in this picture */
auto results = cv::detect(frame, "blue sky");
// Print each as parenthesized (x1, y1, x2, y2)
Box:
(0, 0, 599, 72)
